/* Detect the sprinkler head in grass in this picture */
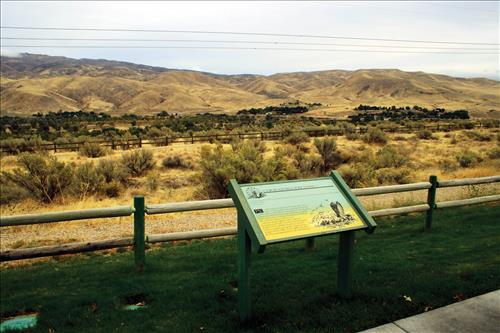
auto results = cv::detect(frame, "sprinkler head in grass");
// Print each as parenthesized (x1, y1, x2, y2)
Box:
(123, 302, 147, 311)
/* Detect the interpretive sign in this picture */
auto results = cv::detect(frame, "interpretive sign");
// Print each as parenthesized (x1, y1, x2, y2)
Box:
(241, 177, 368, 243)
(229, 171, 376, 321)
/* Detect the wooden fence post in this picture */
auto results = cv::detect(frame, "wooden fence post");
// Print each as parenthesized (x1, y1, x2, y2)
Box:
(134, 196, 145, 271)
(138, 138, 142, 148)
(53, 142, 57, 153)
(425, 175, 438, 231)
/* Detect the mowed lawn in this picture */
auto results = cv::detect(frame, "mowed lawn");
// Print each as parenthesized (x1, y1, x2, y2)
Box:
(1, 204, 499, 333)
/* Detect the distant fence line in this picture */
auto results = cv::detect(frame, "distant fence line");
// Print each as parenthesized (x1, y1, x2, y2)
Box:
(1, 120, 498, 155)
(0, 175, 499, 263)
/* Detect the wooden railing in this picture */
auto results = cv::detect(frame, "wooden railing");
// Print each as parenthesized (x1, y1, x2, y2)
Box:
(0, 175, 499, 263)
(2, 120, 498, 154)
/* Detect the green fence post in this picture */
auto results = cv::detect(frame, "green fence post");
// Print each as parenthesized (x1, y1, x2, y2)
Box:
(305, 237, 315, 251)
(237, 211, 251, 321)
(134, 196, 145, 271)
(337, 230, 355, 298)
(425, 175, 438, 231)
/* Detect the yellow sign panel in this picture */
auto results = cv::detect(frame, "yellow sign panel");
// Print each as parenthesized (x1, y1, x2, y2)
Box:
(241, 178, 366, 242)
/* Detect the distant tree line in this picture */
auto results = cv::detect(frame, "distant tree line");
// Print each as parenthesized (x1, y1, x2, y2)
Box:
(237, 105, 309, 115)
(349, 105, 469, 123)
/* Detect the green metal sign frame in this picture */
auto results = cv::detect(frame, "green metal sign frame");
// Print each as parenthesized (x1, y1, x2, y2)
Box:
(229, 171, 376, 321)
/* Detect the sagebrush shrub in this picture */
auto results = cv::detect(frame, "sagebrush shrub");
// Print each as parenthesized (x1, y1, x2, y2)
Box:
(338, 163, 376, 188)
(198, 142, 296, 198)
(314, 137, 342, 174)
(96, 159, 129, 184)
(375, 146, 408, 168)
(416, 130, 434, 140)
(375, 167, 412, 185)
(362, 127, 387, 145)
(456, 151, 481, 168)
(121, 149, 155, 177)
(283, 131, 310, 145)
(2, 153, 73, 203)
(463, 131, 491, 142)
(101, 180, 122, 198)
(79, 142, 107, 158)
(73, 162, 104, 199)
(162, 156, 192, 169)
(487, 147, 500, 160)
(345, 132, 360, 141)
(292, 150, 321, 177)
(145, 172, 159, 191)
(0, 175, 28, 205)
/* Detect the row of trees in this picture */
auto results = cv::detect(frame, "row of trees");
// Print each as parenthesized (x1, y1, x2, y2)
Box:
(349, 105, 469, 123)
(237, 105, 309, 115)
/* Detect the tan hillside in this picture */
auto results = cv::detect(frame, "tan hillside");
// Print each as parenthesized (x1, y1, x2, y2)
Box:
(1, 53, 499, 117)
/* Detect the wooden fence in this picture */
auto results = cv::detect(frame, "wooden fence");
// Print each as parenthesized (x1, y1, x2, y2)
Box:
(2, 120, 498, 154)
(0, 175, 499, 263)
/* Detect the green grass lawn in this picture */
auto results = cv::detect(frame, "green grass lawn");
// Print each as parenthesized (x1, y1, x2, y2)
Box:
(1, 204, 499, 333)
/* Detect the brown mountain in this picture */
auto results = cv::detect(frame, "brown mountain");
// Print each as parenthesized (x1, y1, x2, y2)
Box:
(1, 53, 499, 118)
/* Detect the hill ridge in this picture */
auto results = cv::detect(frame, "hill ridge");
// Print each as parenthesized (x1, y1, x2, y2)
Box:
(1, 53, 499, 117)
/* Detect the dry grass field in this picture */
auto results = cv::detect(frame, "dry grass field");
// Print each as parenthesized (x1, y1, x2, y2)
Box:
(1, 127, 499, 255)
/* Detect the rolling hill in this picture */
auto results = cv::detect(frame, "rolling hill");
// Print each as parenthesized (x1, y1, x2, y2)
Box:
(1, 53, 499, 118)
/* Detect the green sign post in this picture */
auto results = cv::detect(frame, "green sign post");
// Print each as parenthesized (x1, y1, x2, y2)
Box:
(229, 171, 376, 321)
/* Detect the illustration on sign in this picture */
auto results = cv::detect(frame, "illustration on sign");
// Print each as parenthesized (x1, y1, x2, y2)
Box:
(240, 178, 365, 242)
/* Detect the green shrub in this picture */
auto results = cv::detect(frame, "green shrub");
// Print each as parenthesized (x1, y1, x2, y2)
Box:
(145, 172, 159, 191)
(339, 122, 357, 135)
(362, 127, 387, 145)
(292, 150, 321, 177)
(283, 131, 310, 145)
(487, 147, 500, 160)
(2, 153, 73, 203)
(456, 151, 482, 168)
(375, 146, 408, 168)
(314, 137, 342, 174)
(0, 175, 28, 205)
(439, 159, 458, 173)
(463, 131, 491, 142)
(121, 149, 155, 177)
(79, 142, 107, 158)
(0, 137, 47, 154)
(96, 159, 129, 184)
(375, 167, 412, 185)
(162, 156, 192, 169)
(345, 132, 360, 141)
(416, 130, 434, 140)
(73, 162, 104, 199)
(198, 141, 296, 198)
(462, 121, 475, 129)
(338, 163, 376, 188)
(101, 180, 122, 198)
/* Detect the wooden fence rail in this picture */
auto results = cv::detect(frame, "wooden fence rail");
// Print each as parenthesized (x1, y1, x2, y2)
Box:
(0, 175, 499, 262)
(2, 120, 498, 154)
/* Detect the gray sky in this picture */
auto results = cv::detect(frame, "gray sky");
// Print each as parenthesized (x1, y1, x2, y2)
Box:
(1, 1, 499, 79)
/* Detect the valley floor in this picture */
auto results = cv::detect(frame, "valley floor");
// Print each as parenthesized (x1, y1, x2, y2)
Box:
(1, 128, 499, 252)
